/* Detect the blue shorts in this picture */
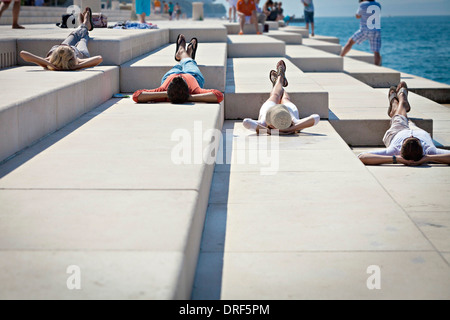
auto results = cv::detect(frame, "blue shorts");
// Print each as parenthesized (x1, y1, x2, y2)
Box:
(351, 29, 381, 53)
(161, 58, 205, 88)
(304, 10, 314, 23)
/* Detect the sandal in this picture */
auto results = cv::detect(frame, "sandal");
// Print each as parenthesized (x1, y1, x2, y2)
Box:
(397, 82, 411, 113)
(269, 70, 277, 87)
(276, 60, 288, 87)
(387, 86, 398, 117)
(187, 37, 198, 60)
(175, 34, 184, 62)
(86, 7, 94, 31)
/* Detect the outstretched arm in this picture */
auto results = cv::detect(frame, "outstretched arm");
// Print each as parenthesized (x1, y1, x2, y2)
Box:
(412, 154, 450, 166)
(20, 50, 57, 70)
(188, 92, 219, 103)
(135, 91, 169, 103)
(74, 56, 103, 70)
(279, 114, 320, 134)
(358, 153, 414, 166)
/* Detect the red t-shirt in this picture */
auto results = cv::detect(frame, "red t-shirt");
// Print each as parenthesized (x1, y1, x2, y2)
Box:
(237, 0, 256, 16)
(133, 74, 224, 103)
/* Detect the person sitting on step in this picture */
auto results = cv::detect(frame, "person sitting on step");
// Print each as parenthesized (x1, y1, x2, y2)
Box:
(243, 60, 320, 135)
(358, 81, 450, 166)
(20, 8, 103, 71)
(132, 34, 224, 104)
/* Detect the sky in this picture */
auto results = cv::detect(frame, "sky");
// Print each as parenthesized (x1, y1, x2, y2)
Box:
(215, 0, 450, 17)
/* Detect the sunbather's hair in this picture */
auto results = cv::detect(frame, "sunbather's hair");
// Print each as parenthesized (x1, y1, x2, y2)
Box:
(49, 46, 77, 71)
(167, 75, 190, 104)
(401, 137, 423, 161)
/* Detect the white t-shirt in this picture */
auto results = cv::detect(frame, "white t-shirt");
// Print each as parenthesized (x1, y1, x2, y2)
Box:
(303, 0, 314, 12)
(368, 128, 450, 156)
(357, 1, 381, 30)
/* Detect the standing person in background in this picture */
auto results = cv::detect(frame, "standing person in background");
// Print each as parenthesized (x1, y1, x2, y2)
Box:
(341, 0, 382, 66)
(174, 2, 181, 20)
(136, 0, 151, 23)
(154, 0, 161, 14)
(302, 0, 314, 36)
(255, 0, 267, 25)
(0, 0, 24, 29)
(168, 1, 174, 20)
(277, 2, 284, 21)
(228, 0, 237, 23)
(266, 1, 278, 21)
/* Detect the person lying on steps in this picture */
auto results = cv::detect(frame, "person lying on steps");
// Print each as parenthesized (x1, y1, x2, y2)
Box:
(133, 34, 224, 104)
(358, 81, 450, 166)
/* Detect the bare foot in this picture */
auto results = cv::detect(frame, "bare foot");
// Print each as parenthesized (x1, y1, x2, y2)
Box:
(12, 24, 25, 29)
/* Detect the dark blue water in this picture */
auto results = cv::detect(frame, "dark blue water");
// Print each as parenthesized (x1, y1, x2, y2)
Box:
(291, 16, 450, 85)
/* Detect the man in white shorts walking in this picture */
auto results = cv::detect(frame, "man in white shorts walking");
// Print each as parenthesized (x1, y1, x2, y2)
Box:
(341, 0, 382, 65)
(243, 60, 320, 135)
(358, 81, 450, 166)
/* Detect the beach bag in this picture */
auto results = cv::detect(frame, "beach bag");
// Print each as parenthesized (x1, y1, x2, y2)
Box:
(92, 13, 108, 28)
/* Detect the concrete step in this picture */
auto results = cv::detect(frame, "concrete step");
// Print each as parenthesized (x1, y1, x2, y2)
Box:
(265, 21, 279, 31)
(167, 25, 228, 43)
(0, 38, 16, 69)
(280, 25, 309, 38)
(225, 57, 328, 119)
(0, 97, 224, 299)
(120, 42, 227, 92)
(312, 34, 340, 44)
(266, 30, 302, 45)
(15, 26, 169, 66)
(227, 35, 285, 58)
(195, 120, 450, 300)
(302, 38, 342, 55)
(0, 65, 119, 163)
(347, 49, 374, 64)
(224, 22, 263, 35)
(400, 72, 450, 104)
(307, 72, 432, 146)
(344, 57, 401, 88)
(286, 45, 343, 72)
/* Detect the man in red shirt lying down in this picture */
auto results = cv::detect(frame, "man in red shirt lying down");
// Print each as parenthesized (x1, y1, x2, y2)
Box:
(133, 34, 224, 104)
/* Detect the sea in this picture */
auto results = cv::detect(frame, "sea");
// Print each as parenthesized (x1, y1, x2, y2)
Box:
(290, 15, 450, 85)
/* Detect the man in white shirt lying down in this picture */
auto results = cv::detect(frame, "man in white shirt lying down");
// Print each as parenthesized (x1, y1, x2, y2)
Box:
(358, 81, 450, 166)
(243, 60, 320, 135)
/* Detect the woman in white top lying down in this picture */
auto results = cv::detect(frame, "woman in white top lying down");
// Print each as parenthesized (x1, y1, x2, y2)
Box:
(243, 60, 320, 135)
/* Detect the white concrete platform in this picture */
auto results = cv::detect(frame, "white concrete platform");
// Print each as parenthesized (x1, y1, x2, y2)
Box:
(347, 49, 374, 64)
(120, 42, 227, 92)
(344, 57, 401, 88)
(302, 38, 342, 55)
(266, 30, 302, 44)
(401, 72, 450, 104)
(312, 34, 340, 44)
(286, 45, 343, 72)
(167, 25, 228, 43)
(223, 22, 263, 35)
(307, 72, 432, 146)
(0, 66, 119, 163)
(12, 26, 169, 66)
(227, 35, 285, 58)
(0, 38, 16, 69)
(265, 21, 279, 31)
(281, 26, 309, 38)
(225, 57, 328, 119)
(193, 120, 450, 300)
(0, 97, 224, 299)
